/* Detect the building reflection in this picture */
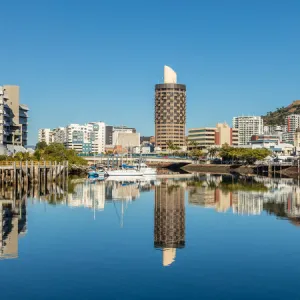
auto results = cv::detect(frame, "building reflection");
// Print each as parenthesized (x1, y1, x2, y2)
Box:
(68, 181, 105, 211)
(154, 180, 185, 267)
(105, 179, 140, 201)
(4, 174, 300, 263)
(187, 175, 300, 223)
(0, 198, 26, 260)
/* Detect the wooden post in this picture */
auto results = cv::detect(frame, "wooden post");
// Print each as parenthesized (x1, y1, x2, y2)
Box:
(54, 161, 57, 181)
(20, 161, 23, 187)
(58, 162, 61, 184)
(49, 161, 53, 182)
(13, 161, 16, 189)
(31, 161, 34, 182)
(62, 161, 65, 187)
(37, 161, 40, 189)
(44, 161, 47, 194)
(66, 160, 68, 178)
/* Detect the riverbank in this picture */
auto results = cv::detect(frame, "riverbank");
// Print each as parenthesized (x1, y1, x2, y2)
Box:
(182, 164, 255, 175)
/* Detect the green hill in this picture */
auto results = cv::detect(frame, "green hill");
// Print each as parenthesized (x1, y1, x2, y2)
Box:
(262, 100, 300, 126)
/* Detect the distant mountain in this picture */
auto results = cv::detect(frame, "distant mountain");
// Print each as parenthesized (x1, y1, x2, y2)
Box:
(262, 100, 300, 126)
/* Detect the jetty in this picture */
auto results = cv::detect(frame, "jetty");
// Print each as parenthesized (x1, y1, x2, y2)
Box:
(0, 161, 68, 186)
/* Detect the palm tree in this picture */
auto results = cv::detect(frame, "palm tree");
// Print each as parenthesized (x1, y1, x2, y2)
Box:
(166, 140, 176, 154)
(207, 147, 218, 159)
(188, 140, 199, 150)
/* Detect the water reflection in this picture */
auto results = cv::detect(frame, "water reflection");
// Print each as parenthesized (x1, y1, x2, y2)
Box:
(0, 195, 26, 260)
(2, 175, 300, 263)
(154, 180, 185, 267)
(187, 175, 300, 222)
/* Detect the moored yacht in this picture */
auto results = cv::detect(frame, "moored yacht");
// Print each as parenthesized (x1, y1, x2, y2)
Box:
(135, 162, 157, 175)
(106, 169, 143, 176)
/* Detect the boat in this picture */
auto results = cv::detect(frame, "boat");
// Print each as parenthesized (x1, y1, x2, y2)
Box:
(135, 162, 157, 175)
(121, 162, 157, 175)
(88, 170, 105, 180)
(105, 175, 148, 182)
(106, 169, 143, 176)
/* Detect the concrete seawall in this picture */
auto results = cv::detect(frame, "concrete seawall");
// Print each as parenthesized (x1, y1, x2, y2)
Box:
(182, 164, 255, 175)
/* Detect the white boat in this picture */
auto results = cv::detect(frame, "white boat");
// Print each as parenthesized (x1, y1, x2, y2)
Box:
(135, 162, 157, 175)
(106, 169, 143, 176)
(105, 175, 145, 182)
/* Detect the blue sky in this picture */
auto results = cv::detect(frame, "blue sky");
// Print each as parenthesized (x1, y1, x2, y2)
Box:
(0, 0, 299, 145)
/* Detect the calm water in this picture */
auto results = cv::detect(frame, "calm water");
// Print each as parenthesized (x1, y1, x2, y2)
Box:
(1, 174, 300, 299)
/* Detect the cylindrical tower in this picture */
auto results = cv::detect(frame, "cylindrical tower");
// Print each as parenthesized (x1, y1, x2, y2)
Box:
(155, 66, 186, 151)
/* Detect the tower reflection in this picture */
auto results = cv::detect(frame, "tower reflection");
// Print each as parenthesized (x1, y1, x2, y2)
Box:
(154, 180, 185, 267)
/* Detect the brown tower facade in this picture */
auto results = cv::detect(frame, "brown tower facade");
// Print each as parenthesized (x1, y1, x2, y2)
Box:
(155, 66, 186, 151)
(154, 181, 185, 247)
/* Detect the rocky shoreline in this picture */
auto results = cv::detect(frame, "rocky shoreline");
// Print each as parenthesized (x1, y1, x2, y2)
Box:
(69, 165, 89, 175)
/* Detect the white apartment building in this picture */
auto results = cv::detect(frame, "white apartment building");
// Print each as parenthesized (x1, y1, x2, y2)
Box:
(38, 127, 66, 144)
(65, 122, 105, 154)
(38, 122, 105, 154)
(232, 116, 263, 146)
(38, 128, 52, 144)
(283, 114, 300, 144)
(52, 127, 67, 144)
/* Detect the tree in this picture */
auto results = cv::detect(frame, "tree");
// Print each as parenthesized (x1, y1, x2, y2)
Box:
(36, 141, 47, 150)
(166, 140, 176, 154)
(218, 145, 271, 165)
(33, 143, 87, 166)
(189, 149, 204, 159)
(188, 140, 199, 150)
(207, 147, 218, 159)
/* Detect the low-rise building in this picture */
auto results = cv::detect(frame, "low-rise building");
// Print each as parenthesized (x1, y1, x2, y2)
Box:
(188, 123, 238, 149)
(105, 125, 136, 146)
(134, 146, 151, 154)
(249, 142, 294, 156)
(250, 134, 280, 146)
(114, 132, 140, 151)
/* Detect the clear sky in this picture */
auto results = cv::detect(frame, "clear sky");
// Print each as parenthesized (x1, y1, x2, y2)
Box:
(0, 0, 299, 145)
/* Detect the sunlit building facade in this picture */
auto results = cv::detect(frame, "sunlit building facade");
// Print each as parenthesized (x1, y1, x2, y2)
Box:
(155, 66, 186, 151)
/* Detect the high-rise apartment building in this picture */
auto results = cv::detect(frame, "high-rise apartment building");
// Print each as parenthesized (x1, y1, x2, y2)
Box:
(188, 123, 238, 149)
(232, 116, 263, 145)
(38, 122, 105, 154)
(155, 66, 186, 151)
(38, 128, 52, 144)
(52, 127, 67, 144)
(0, 85, 29, 149)
(283, 114, 300, 144)
(65, 122, 106, 154)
